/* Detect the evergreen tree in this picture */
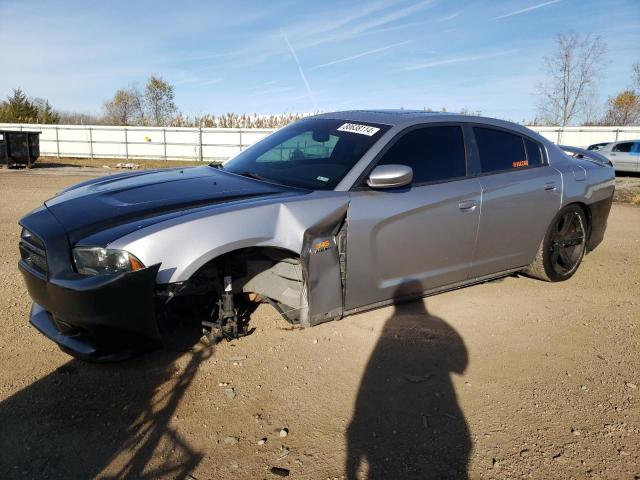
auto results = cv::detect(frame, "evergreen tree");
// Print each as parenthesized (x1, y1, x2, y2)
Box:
(0, 88, 39, 123)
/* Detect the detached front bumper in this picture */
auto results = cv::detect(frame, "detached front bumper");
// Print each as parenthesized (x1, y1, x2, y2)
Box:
(19, 261, 161, 361)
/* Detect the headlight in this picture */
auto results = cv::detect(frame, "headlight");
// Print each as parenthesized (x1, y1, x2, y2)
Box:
(72, 247, 145, 276)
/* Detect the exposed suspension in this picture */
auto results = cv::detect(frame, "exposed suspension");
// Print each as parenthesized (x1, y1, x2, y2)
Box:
(202, 276, 250, 343)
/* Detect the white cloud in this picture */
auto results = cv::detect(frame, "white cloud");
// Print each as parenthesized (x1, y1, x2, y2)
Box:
(494, 0, 562, 20)
(284, 0, 436, 48)
(438, 12, 460, 21)
(401, 50, 517, 71)
(284, 35, 318, 110)
(312, 41, 412, 69)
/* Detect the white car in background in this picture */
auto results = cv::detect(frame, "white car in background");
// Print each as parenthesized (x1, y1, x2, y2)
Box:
(587, 142, 610, 151)
(598, 140, 640, 173)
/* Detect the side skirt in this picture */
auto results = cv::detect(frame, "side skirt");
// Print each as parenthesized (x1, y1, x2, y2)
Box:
(342, 266, 526, 318)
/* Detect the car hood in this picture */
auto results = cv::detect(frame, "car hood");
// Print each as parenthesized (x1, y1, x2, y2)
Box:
(44, 166, 297, 244)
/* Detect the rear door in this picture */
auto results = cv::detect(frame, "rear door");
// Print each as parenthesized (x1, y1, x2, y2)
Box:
(345, 124, 481, 310)
(467, 126, 562, 279)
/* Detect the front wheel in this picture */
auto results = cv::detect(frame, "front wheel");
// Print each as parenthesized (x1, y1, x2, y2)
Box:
(525, 205, 587, 282)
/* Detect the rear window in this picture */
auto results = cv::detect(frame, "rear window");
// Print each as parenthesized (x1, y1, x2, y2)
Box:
(474, 127, 529, 173)
(375, 126, 466, 184)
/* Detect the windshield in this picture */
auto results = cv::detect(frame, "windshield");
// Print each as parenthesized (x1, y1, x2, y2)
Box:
(220, 118, 390, 190)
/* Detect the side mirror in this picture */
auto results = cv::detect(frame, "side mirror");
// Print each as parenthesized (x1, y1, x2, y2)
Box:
(366, 164, 413, 189)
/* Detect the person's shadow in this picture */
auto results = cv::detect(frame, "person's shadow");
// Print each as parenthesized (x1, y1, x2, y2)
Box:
(346, 283, 471, 479)
(0, 316, 210, 479)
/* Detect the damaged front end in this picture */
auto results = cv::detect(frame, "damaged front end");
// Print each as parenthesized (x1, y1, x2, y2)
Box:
(160, 218, 349, 345)
(19, 207, 162, 361)
(158, 247, 307, 345)
(19, 185, 353, 359)
(23, 265, 161, 361)
(150, 198, 351, 343)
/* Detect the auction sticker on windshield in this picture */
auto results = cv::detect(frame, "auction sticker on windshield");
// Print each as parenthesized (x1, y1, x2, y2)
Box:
(337, 123, 381, 136)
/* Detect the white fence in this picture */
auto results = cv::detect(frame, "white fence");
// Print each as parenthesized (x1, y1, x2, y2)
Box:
(1, 123, 639, 162)
(530, 126, 640, 147)
(0, 123, 274, 162)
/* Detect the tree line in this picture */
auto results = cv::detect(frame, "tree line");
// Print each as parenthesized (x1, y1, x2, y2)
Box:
(0, 74, 307, 129)
(1, 36, 639, 128)
(0, 88, 60, 124)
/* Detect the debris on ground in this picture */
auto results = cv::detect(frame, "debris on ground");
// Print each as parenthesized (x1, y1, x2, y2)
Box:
(278, 445, 290, 458)
(223, 436, 239, 445)
(270, 466, 290, 477)
(115, 162, 140, 169)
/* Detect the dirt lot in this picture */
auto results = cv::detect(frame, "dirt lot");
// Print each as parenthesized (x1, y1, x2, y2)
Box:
(0, 168, 638, 480)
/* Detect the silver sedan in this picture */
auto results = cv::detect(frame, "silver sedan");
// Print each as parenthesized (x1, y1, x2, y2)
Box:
(18, 110, 616, 360)
(598, 139, 640, 172)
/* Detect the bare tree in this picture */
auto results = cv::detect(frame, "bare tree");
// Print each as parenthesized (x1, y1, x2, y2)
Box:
(634, 62, 640, 90)
(169, 112, 309, 128)
(144, 75, 177, 126)
(57, 110, 103, 125)
(103, 85, 144, 125)
(537, 32, 606, 126)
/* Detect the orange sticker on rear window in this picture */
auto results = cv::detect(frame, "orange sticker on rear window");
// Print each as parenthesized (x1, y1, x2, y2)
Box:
(513, 159, 528, 168)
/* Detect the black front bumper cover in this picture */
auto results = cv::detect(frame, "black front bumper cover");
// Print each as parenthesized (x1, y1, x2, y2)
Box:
(20, 260, 161, 361)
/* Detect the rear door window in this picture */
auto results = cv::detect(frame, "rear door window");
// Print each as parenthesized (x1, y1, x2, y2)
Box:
(375, 125, 466, 185)
(612, 142, 633, 153)
(524, 138, 544, 166)
(474, 127, 536, 173)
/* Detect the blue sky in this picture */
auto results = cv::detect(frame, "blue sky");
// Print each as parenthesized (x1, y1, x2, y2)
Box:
(1, 0, 638, 122)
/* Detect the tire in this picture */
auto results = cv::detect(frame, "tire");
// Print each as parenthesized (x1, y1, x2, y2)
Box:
(525, 205, 587, 282)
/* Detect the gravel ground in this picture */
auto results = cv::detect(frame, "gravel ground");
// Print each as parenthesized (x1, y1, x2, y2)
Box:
(0, 168, 638, 480)
(614, 174, 640, 204)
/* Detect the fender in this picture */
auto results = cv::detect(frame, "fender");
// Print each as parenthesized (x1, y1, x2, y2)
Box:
(109, 192, 350, 325)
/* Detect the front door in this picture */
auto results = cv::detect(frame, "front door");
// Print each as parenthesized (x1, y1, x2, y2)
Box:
(344, 124, 481, 311)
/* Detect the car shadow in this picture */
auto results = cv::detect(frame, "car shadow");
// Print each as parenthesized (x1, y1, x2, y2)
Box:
(346, 284, 471, 479)
(0, 323, 211, 479)
(615, 172, 640, 179)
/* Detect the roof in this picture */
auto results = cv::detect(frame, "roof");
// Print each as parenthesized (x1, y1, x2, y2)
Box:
(312, 109, 458, 126)
(310, 109, 549, 142)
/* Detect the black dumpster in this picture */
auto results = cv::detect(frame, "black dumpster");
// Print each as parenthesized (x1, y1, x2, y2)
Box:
(0, 130, 41, 168)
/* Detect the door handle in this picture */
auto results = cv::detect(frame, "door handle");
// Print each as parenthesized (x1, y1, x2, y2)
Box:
(610, 153, 616, 156)
(458, 200, 477, 211)
(544, 182, 557, 191)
